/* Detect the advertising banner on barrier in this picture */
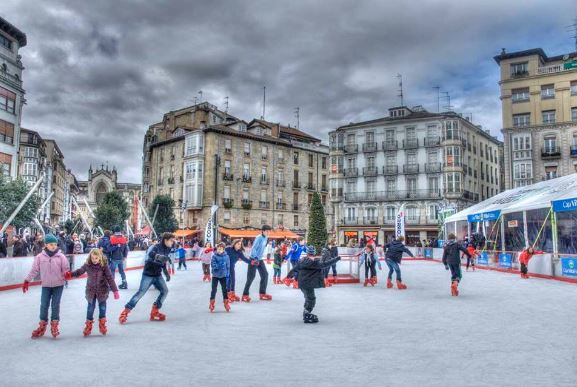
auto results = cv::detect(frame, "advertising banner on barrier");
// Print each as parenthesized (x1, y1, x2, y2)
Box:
(424, 248, 433, 258)
(499, 253, 512, 268)
(561, 257, 577, 277)
(478, 251, 489, 265)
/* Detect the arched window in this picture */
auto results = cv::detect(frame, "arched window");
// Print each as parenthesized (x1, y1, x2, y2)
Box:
(95, 182, 108, 205)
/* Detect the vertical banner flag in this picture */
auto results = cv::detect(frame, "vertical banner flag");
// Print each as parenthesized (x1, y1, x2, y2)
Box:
(395, 205, 405, 240)
(204, 205, 219, 246)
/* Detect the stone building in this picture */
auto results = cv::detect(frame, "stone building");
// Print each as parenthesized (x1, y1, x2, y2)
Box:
(42, 139, 67, 225)
(494, 48, 577, 189)
(18, 128, 48, 220)
(142, 102, 330, 236)
(329, 105, 503, 246)
(0, 16, 26, 179)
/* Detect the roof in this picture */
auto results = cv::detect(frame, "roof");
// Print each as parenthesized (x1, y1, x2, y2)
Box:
(174, 229, 201, 238)
(0, 16, 27, 46)
(43, 139, 64, 159)
(493, 48, 577, 64)
(219, 227, 298, 239)
(445, 174, 577, 223)
(249, 119, 321, 142)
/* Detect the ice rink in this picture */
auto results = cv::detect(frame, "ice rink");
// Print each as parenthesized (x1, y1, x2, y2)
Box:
(2, 259, 576, 387)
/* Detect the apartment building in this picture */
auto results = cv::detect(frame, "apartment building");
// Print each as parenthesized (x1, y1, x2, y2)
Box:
(43, 139, 67, 225)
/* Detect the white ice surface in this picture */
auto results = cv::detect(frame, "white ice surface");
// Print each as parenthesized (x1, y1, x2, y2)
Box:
(2, 261, 576, 387)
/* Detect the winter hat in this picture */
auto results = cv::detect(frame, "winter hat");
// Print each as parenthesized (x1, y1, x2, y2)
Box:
(307, 245, 316, 256)
(113, 226, 122, 233)
(44, 234, 58, 244)
(261, 225, 272, 231)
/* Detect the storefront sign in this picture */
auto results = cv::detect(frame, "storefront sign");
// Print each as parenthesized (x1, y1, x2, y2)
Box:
(561, 257, 577, 277)
(477, 251, 489, 265)
(498, 253, 512, 268)
(563, 61, 577, 70)
(467, 210, 501, 223)
(507, 220, 518, 228)
(552, 197, 577, 213)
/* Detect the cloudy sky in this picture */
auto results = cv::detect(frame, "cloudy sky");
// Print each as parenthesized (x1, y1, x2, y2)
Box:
(3, 0, 577, 183)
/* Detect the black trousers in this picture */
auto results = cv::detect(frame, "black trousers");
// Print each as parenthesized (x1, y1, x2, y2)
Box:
(364, 260, 377, 279)
(210, 277, 228, 300)
(300, 287, 316, 313)
(243, 262, 268, 296)
(449, 263, 462, 282)
(466, 257, 475, 269)
(520, 263, 528, 274)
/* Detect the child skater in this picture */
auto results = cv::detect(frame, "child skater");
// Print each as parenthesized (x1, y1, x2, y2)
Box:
(358, 244, 382, 287)
(272, 245, 283, 284)
(464, 243, 478, 272)
(67, 248, 120, 336)
(225, 239, 248, 302)
(22, 234, 70, 339)
(209, 242, 231, 313)
(200, 242, 213, 282)
(442, 233, 471, 296)
(284, 237, 307, 289)
(384, 236, 414, 289)
(285, 245, 341, 323)
(518, 247, 543, 279)
(177, 242, 187, 270)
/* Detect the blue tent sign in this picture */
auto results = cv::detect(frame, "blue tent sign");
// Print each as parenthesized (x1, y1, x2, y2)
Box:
(561, 257, 577, 277)
(467, 210, 501, 223)
(552, 197, 577, 213)
(498, 253, 512, 268)
(478, 251, 489, 265)
(424, 248, 433, 258)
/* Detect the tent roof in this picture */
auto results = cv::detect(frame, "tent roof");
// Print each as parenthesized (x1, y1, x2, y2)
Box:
(445, 174, 577, 223)
(174, 229, 201, 238)
(219, 227, 298, 239)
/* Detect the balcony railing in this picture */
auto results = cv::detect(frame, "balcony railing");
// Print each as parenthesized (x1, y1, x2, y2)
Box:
(362, 142, 378, 153)
(402, 139, 419, 149)
(541, 146, 561, 159)
(306, 183, 316, 191)
(362, 217, 379, 225)
(242, 175, 252, 183)
(425, 162, 441, 173)
(293, 182, 301, 189)
(382, 140, 398, 151)
(259, 177, 269, 185)
(340, 218, 359, 225)
(363, 166, 378, 176)
(275, 179, 286, 187)
(241, 199, 252, 209)
(383, 165, 398, 175)
(403, 164, 419, 174)
(344, 190, 442, 202)
(343, 144, 358, 153)
(276, 202, 286, 210)
(223, 173, 234, 181)
(344, 168, 358, 177)
(570, 145, 577, 157)
(292, 204, 300, 211)
(320, 185, 328, 192)
(330, 145, 344, 152)
(222, 198, 234, 208)
(259, 201, 270, 209)
(424, 136, 440, 147)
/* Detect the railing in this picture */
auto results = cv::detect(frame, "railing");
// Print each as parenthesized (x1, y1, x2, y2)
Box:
(242, 175, 252, 183)
(241, 199, 252, 209)
(425, 162, 441, 173)
(275, 179, 286, 187)
(402, 139, 419, 149)
(541, 146, 561, 158)
(222, 198, 234, 208)
(344, 168, 358, 177)
(382, 141, 398, 151)
(424, 137, 440, 147)
(511, 70, 529, 78)
(223, 173, 234, 181)
(259, 177, 269, 185)
(167, 177, 175, 184)
(362, 142, 378, 152)
(362, 217, 380, 225)
(403, 164, 419, 174)
(344, 190, 442, 202)
(292, 204, 300, 211)
(0, 71, 22, 88)
(306, 183, 316, 191)
(363, 166, 378, 176)
(537, 64, 566, 75)
(340, 218, 359, 225)
(330, 145, 344, 152)
(259, 201, 270, 209)
(276, 202, 286, 210)
(320, 185, 328, 192)
(344, 144, 358, 153)
(570, 145, 577, 157)
(383, 165, 398, 175)
(293, 182, 301, 189)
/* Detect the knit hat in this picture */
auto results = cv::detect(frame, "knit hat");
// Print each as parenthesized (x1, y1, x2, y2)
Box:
(113, 225, 122, 233)
(44, 234, 58, 244)
(307, 245, 316, 256)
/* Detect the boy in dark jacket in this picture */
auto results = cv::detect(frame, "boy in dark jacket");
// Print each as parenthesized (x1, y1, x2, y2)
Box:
(209, 242, 231, 313)
(442, 233, 471, 296)
(225, 239, 249, 302)
(108, 226, 129, 289)
(286, 245, 341, 324)
(384, 236, 414, 289)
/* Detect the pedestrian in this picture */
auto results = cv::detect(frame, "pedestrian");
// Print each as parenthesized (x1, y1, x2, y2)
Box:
(108, 226, 128, 289)
(285, 245, 341, 324)
(464, 243, 478, 272)
(518, 247, 542, 279)
(416, 240, 423, 257)
(241, 225, 273, 302)
(284, 237, 307, 289)
(442, 234, 471, 296)
(119, 232, 173, 324)
(32, 233, 45, 256)
(72, 233, 83, 255)
(323, 239, 339, 285)
(384, 236, 414, 290)
(200, 242, 213, 282)
(272, 245, 283, 284)
(22, 234, 70, 338)
(209, 242, 231, 313)
(12, 235, 28, 257)
(225, 239, 248, 302)
(66, 248, 120, 336)
(359, 244, 381, 287)
(177, 243, 187, 270)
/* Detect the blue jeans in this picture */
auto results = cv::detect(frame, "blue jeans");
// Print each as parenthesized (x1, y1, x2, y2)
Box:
(87, 296, 107, 320)
(273, 267, 281, 277)
(125, 275, 168, 310)
(227, 263, 236, 291)
(385, 259, 402, 281)
(40, 286, 64, 321)
(109, 260, 126, 282)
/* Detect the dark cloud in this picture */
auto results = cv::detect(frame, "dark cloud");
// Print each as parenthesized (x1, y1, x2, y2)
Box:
(2, 0, 576, 183)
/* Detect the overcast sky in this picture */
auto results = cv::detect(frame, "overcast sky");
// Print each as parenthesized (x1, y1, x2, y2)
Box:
(3, 0, 577, 183)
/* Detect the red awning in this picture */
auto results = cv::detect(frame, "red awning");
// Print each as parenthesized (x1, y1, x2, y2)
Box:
(218, 227, 299, 239)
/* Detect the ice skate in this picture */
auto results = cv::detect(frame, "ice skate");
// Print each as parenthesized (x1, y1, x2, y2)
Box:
(241, 295, 251, 303)
(363, 278, 369, 287)
(119, 308, 130, 324)
(119, 281, 127, 289)
(150, 305, 166, 321)
(451, 281, 459, 296)
(283, 277, 293, 287)
(332, 275, 338, 284)
(50, 320, 60, 338)
(209, 299, 215, 313)
(83, 320, 93, 337)
(396, 280, 407, 290)
(386, 279, 393, 289)
(370, 276, 377, 286)
(292, 281, 299, 289)
(259, 293, 272, 301)
(230, 292, 241, 302)
(303, 312, 319, 324)
(31, 320, 47, 339)
(224, 299, 231, 312)
(98, 318, 108, 335)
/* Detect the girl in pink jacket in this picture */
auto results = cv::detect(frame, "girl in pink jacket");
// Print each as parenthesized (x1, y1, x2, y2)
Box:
(23, 234, 70, 339)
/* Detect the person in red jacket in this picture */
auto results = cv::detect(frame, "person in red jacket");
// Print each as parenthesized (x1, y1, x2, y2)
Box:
(518, 247, 542, 279)
(464, 243, 478, 272)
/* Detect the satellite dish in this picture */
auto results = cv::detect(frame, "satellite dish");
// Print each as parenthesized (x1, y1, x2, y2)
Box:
(563, 54, 569, 61)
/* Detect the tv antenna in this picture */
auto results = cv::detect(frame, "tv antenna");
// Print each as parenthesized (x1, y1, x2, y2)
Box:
(567, 17, 577, 52)
(433, 86, 441, 113)
(224, 96, 229, 114)
(441, 91, 453, 112)
(294, 107, 300, 128)
(198, 90, 203, 103)
(261, 86, 266, 120)
(397, 74, 404, 106)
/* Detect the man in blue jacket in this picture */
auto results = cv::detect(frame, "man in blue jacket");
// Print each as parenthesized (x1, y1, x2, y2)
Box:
(284, 237, 306, 288)
(241, 225, 273, 302)
(384, 236, 414, 290)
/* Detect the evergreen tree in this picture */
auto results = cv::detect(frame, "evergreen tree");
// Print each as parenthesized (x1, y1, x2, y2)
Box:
(94, 191, 130, 231)
(0, 176, 41, 230)
(307, 192, 328, 254)
(149, 195, 178, 234)
(63, 219, 75, 234)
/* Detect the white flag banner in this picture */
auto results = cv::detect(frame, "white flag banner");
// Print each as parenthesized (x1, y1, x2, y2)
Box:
(395, 206, 405, 239)
(204, 205, 219, 245)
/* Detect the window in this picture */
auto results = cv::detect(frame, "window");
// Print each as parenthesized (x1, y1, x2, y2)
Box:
(321, 157, 327, 169)
(223, 211, 231, 223)
(367, 156, 375, 168)
(243, 213, 250, 225)
(571, 81, 577, 96)
(277, 192, 283, 205)
(293, 151, 299, 165)
(513, 161, 532, 182)
(428, 205, 439, 220)
(224, 186, 231, 199)
(542, 110, 556, 124)
(308, 154, 314, 167)
(386, 206, 396, 221)
(0, 86, 16, 114)
(366, 131, 374, 143)
(406, 177, 417, 193)
(545, 166, 557, 180)
(0, 119, 14, 145)
(346, 133, 355, 145)
(428, 176, 439, 192)
(278, 149, 284, 160)
(541, 84, 555, 99)
(406, 152, 417, 165)
(572, 107, 577, 122)
(0, 34, 12, 50)
(243, 163, 251, 178)
(543, 135, 557, 152)
(510, 62, 528, 77)
(446, 173, 461, 193)
(294, 215, 299, 227)
(184, 132, 204, 156)
(260, 190, 267, 203)
(444, 120, 459, 140)
(183, 160, 203, 206)
(242, 189, 249, 200)
(512, 113, 530, 127)
(244, 142, 251, 155)
(386, 179, 396, 193)
(366, 179, 376, 193)
(224, 139, 232, 153)
(261, 167, 267, 182)
(445, 146, 461, 166)
(385, 129, 395, 143)
(346, 180, 356, 194)
(512, 134, 532, 160)
(406, 206, 418, 221)
(261, 146, 268, 159)
(278, 214, 284, 225)
(406, 127, 416, 141)
(224, 160, 231, 175)
(511, 87, 529, 102)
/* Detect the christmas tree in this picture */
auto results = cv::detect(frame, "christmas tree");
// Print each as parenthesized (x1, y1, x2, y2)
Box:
(307, 192, 328, 255)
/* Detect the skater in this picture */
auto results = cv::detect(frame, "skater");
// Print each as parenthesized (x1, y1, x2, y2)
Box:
(518, 247, 542, 279)
(225, 239, 248, 302)
(442, 234, 471, 296)
(384, 236, 414, 289)
(209, 242, 231, 313)
(285, 245, 341, 323)
(108, 226, 128, 289)
(272, 245, 283, 284)
(119, 232, 173, 324)
(22, 234, 70, 339)
(177, 242, 187, 270)
(200, 242, 213, 282)
(358, 244, 381, 287)
(241, 225, 273, 302)
(66, 248, 120, 336)
(464, 243, 478, 271)
(285, 237, 307, 288)
(323, 239, 339, 286)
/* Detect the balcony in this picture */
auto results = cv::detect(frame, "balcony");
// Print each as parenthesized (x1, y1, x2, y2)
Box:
(276, 202, 286, 210)
(242, 175, 252, 183)
(344, 144, 358, 153)
(362, 142, 378, 153)
(403, 164, 419, 174)
(382, 165, 398, 175)
(275, 179, 286, 187)
(571, 145, 577, 158)
(344, 168, 358, 177)
(261, 154, 268, 161)
(382, 140, 398, 151)
(340, 218, 359, 225)
(511, 70, 529, 78)
(402, 139, 419, 149)
(425, 162, 441, 173)
(330, 145, 344, 152)
(293, 182, 301, 189)
(222, 198, 234, 208)
(241, 199, 252, 210)
(320, 185, 328, 192)
(424, 136, 440, 147)
(292, 204, 300, 211)
(306, 183, 316, 191)
(224, 148, 232, 154)
(223, 173, 234, 181)
(259, 201, 270, 209)
(541, 146, 561, 159)
(167, 177, 175, 184)
(259, 177, 269, 185)
(362, 166, 378, 176)
(344, 190, 442, 202)
(362, 217, 379, 225)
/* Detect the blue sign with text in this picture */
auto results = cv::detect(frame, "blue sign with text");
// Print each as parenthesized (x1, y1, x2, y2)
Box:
(498, 253, 512, 268)
(467, 210, 501, 223)
(424, 248, 433, 258)
(561, 257, 577, 277)
(477, 251, 489, 265)
(552, 197, 577, 213)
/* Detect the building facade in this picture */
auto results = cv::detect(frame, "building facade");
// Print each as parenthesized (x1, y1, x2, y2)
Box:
(494, 48, 577, 189)
(143, 102, 331, 236)
(18, 128, 48, 219)
(0, 17, 26, 179)
(43, 139, 67, 225)
(329, 106, 502, 246)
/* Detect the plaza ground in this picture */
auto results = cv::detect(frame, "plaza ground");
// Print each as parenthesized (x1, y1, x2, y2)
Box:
(1, 260, 576, 386)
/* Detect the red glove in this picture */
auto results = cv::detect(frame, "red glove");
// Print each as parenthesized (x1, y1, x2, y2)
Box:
(22, 281, 29, 293)
(113, 291, 120, 300)
(64, 271, 73, 281)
